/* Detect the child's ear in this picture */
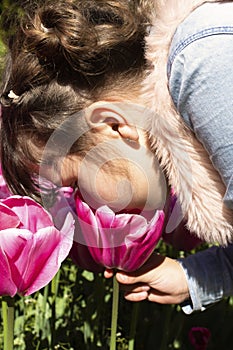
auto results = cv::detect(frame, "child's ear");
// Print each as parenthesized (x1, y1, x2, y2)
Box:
(85, 101, 139, 141)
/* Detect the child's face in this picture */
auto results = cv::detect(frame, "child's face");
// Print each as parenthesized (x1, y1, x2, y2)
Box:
(39, 101, 168, 214)
(58, 133, 168, 214)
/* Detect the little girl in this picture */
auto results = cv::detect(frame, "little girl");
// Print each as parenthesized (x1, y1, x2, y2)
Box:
(1, 0, 233, 313)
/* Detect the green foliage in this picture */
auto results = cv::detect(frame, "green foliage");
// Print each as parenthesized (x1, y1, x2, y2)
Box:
(0, 38, 7, 79)
(0, 0, 24, 39)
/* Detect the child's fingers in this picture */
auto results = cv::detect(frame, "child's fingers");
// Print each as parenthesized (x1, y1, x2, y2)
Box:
(104, 268, 114, 278)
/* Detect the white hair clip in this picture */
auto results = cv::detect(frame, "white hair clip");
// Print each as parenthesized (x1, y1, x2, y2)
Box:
(8, 90, 19, 99)
(41, 23, 54, 34)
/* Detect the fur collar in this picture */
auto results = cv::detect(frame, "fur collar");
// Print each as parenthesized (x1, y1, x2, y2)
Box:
(143, 0, 233, 244)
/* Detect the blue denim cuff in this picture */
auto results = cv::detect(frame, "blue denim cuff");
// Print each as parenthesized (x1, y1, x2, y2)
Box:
(177, 246, 227, 314)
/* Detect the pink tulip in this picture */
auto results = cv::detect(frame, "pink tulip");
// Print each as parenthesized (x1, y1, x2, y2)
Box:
(48, 186, 76, 229)
(71, 193, 165, 272)
(189, 327, 211, 350)
(47, 187, 103, 272)
(0, 195, 74, 297)
(47, 188, 104, 272)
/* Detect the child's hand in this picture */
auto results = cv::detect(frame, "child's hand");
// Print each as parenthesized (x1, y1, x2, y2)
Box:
(105, 254, 189, 304)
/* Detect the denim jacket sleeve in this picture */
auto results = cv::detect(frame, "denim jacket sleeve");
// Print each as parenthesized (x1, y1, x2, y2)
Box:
(168, 2, 233, 313)
(168, 3, 233, 209)
(178, 245, 233, 314)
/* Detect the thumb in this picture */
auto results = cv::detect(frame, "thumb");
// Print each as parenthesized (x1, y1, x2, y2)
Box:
(115, 271, 140, 285)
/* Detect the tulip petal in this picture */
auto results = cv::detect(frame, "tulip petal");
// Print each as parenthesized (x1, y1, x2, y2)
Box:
(0, 248, 17, 297)
(2, 196, 54, 232)
(0, 203, 20, 229)
(49, 188, 76, 230)
(118, 212, 165, 271)
(96, 207, 146, 248)
(95, 206, 115, 228)
(0, 228, 31, 296)
(21, 212, 74, 296)
(0, 262, 17, 297)
(75, 198, 102, 248)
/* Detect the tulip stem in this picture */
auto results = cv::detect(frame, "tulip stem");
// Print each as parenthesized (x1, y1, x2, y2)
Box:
(2, 296, 15, 350)
(128, 302, 140, 350)
(110, 276, 119, 350)
(50, 270, 60, 348)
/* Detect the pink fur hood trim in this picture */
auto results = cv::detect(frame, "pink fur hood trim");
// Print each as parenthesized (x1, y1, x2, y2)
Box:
(143, 0, 233, 244)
